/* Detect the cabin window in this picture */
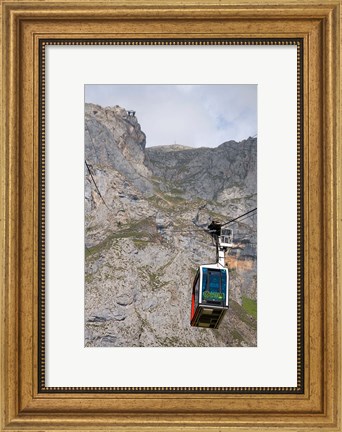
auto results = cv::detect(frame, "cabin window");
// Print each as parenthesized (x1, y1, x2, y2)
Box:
(209, 270, 221, 293)
(201, 268, 226, 303)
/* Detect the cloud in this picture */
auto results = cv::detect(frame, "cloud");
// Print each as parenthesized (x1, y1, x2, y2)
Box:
(85, 84, 257, 148)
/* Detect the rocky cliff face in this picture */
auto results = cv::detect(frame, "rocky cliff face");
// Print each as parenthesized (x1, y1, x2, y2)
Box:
(145, 139, 256, 202)
(84, 103, 257, 347)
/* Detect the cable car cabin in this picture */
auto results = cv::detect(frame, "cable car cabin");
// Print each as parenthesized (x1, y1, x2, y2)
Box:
(190, 264, 229, 329)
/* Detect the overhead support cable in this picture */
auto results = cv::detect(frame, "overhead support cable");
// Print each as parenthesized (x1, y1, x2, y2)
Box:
(221, 207, 257, 228)
(85, 160, 110, 210)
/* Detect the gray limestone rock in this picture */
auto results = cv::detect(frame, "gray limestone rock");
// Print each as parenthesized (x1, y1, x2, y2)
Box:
(84, 103, 257, 348)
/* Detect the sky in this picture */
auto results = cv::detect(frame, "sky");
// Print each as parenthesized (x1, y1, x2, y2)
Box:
(85, 84, 257, 148)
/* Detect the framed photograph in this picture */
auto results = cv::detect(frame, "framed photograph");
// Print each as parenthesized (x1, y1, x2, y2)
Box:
(84, 83, 258, 348)
(1, 0, 340, 431)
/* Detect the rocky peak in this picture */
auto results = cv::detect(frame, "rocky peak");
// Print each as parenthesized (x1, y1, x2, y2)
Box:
(145, 136, 257, 205)
(85, 103, 153, 195)
(86, 103, 146, 145)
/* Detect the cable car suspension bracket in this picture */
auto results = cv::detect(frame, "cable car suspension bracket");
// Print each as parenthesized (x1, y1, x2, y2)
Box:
(207, 221, 233, 267)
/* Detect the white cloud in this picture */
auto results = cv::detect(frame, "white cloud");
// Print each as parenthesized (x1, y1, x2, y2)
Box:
(85, 84, 257, 148)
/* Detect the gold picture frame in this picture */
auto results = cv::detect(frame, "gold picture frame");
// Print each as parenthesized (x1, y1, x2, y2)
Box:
(0, 0, 341, 430)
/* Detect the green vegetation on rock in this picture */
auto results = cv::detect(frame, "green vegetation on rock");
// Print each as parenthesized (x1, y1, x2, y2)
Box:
(230, 300, 257, 329)
(242, 296, 257, 319)
(231, 329, 244, 344)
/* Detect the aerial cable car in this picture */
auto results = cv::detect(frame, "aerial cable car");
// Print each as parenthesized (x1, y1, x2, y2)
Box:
(190, 221, 233, 329)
